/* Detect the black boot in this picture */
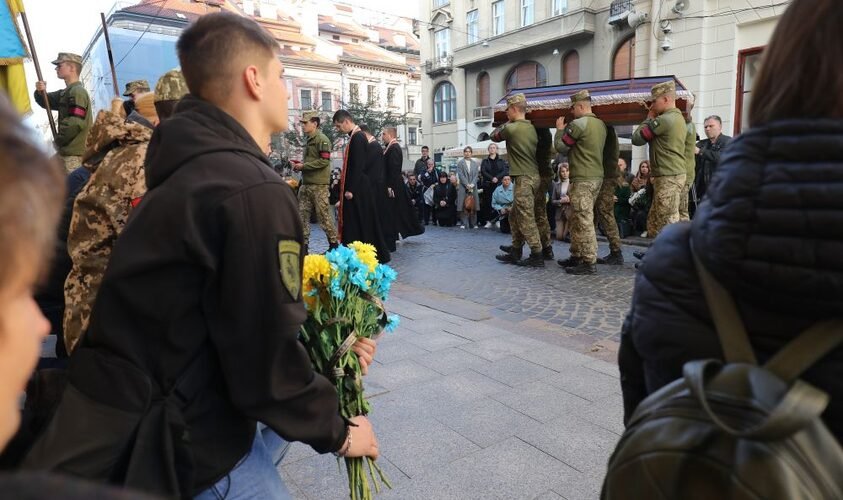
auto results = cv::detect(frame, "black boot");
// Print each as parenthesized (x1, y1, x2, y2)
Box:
(542, 246, 554, 260)
(496, 247, 521, 264)
(596, 250, 624, 265)
(556, 256, 581, 268)
(516, 251, 545, 267)
(499, 244, 514, 253)
(565, 262, 597, 275)
(633, 250, 646, 260)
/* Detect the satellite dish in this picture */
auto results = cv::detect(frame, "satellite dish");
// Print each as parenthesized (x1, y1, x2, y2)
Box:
(672, 1, 689, 14)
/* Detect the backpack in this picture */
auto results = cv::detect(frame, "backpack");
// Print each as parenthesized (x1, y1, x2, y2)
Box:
(602, 253, 843, 500)
(23, 345, 212, 499)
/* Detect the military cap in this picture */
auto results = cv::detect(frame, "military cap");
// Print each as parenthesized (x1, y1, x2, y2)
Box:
(300, 110, 320, 123)
(570, 89, 591, 103)
(154, 69, 188, 102)
(650, 80, 676, 99)
(123, 80, 151, 96)
(506, 93, 527, 109)
(51, 52, 82, 66)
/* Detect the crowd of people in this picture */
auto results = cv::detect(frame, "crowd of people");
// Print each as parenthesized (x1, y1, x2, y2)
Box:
(0, 0, 841, 498)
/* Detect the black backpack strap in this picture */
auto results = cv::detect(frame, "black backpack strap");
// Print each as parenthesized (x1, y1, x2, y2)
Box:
(692, 253, 757, 364)
(765, 320, 843, 383)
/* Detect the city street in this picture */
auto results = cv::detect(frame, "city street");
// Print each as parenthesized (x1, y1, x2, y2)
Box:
(281, 225, 642, 499)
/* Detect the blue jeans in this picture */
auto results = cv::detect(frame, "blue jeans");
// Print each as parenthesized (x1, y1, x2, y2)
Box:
(194, 425, 292, 500)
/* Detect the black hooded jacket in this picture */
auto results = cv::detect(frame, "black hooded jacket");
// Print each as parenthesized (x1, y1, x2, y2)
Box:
(80, 96, 346, 492)
(620, 119, 843, 441)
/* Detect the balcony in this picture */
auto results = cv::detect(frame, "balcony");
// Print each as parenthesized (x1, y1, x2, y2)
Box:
(608, 0, 633, 25)
(473, 106, 492, 123)
(424, 55, 453, 77)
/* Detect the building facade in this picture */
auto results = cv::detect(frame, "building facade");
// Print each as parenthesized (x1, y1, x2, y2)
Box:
(419, 0, 790, 168)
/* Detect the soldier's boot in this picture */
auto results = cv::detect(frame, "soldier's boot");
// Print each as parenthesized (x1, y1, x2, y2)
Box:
(542, 246, 554, 261)
(565, 262, 597, 275)
(596, 250, 624, 265)
(633, 250, 646, 260)
(495, 246, 521, 264)
(556, 256, 581, 268)
(499, 244, 514, 253)
(516, 251, 545, 268)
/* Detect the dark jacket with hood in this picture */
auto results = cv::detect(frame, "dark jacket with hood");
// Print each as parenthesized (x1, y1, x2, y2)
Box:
(619, 119, 843, 442)
(74, 95, 347, 492)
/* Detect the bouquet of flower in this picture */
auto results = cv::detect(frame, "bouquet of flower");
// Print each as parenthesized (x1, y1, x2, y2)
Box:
(300, 242, 399, 500)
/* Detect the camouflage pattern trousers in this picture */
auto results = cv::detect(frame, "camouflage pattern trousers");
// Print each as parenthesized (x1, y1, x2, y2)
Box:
(595, 178, 621, 252)
(568, 180, 602, 264)
(298, 184, 338, 247)
(60, 155, 82, 173)
(510, 175, 542, 252)
(534, 176, 552, 249)
(648, 173, 686, 238)
(679, 174, 695, 222)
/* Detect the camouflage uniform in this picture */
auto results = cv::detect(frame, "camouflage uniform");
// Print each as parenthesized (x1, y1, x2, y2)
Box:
(491, 97, 541, 254)
(535, 128, 555, 252)
(154, 69, 189, 103)
(679, 120, 697, 221)
(63, 110, 153, 352)
(34, 53, 92, 173)
(123, 79, 150, 97)
(595, 126, 622, 253)
(631, 81, 688, 239)
(554, 90, 607, 265)
(297, 111, 337, 248)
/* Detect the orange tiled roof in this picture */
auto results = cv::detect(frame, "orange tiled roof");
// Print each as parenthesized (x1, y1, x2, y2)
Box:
(318, 15, 370, 39)
(120, 0, 239, 22)
(277, 47, 336, 65)
(373, 26, 420, 52)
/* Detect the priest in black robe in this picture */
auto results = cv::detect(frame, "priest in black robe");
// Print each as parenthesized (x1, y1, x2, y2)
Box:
(360, 125, 396, 253)
(332, 111, 391, 263)
(382, 128, 424, 242)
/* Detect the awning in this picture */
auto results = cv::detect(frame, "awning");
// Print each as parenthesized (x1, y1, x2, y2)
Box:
(493, 76, 694, 128)
(444, 140, 507, 158)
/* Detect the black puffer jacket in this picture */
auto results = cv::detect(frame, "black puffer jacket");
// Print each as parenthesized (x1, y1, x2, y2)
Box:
(620, 119, 843, 441)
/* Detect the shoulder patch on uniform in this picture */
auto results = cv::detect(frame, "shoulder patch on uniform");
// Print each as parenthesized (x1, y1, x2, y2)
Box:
(278, 239, 301, 299)
(651, 119, 660, 129)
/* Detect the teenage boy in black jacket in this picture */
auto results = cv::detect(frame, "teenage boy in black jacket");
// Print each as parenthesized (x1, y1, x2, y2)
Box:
(27, 13, 379, 498)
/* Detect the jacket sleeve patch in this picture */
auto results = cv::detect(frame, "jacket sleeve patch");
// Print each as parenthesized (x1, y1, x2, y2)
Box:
(278, 239, 301, 300)
(319, 151, 331, 159)
(561, 132, 577, 147)
(69, 105, 87, 119)
(640, 125, 655, 142)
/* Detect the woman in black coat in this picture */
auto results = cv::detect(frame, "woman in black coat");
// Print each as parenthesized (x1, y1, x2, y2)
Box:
(432, 171, 457, 227)
(619, 0, 843, 442)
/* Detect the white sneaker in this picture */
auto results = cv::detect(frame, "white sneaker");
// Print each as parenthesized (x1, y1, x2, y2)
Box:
(484, 222, 492, 229)
(640, 231, 648, 237)
(460, 225, 466, 229)
(496, 222, 501, 229)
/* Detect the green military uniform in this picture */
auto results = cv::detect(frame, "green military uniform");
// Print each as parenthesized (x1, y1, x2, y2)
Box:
(595, 125, 623, 255)
(554, 90, 606, 265)
(297, 111, 338, 248)
(33, 53, 92, 173)
(534, 128, 555, 254)
(679, 120, 697, 221)
(491, 94, 541, 255)
(631, 81, 687, 238)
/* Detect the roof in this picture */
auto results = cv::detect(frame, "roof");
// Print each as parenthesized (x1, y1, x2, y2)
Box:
(335, 40, 405, 68)
(277, 47, 336, 65)
(493, 76, 695, 127)
(318, 15, 370, 39)
(372, 26, 420, 52)
(120, 0, 238, 22)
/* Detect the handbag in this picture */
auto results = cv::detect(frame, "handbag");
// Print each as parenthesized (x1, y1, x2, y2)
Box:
(423, 185, 435, 206)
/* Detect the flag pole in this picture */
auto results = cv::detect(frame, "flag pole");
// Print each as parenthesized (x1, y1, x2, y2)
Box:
(100, 13, 119, 97)
(18, 10, 57, 141)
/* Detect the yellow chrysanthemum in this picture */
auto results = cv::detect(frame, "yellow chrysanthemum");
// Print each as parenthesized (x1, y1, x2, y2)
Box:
(302, 254, 332, 309)
(349, 241, 378, 273)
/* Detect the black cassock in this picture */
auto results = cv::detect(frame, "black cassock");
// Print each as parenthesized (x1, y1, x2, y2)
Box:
(383, 141, 424, 240)
(339, 130, 391, 263)
(364, 138, 396, 253)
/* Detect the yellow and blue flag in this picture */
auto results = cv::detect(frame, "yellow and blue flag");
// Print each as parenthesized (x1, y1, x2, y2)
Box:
(0, 0, 31, 115)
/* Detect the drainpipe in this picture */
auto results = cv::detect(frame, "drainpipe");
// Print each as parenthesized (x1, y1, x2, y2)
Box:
(648, 0, 660, 76)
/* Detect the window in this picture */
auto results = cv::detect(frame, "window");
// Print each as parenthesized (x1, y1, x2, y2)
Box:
(735, 47, 764, 134)
(349, 83, 360, 103)
(435, 0, 449, 6)
(332, 35, 340, 40)
(434, 29, 451, 59)
(552, 0, 568, 16)
(367, 84, 377, 105)
(300, 89, 312, 110)
(433, 82, 457, 123)
(321, 91, 332, 112)
(477, 72, 490, 107)
(466, 10, 479, 44)
(562, 51, 580, 84)
(505, 61, 547, 91)
(492, 1, 504, 36)
(408, 96, 415, 112)
(387, 87, 396, 107)
(408, 127, 417, 145)
(521, 0, 534, 27)
(612, 36, 635, 79)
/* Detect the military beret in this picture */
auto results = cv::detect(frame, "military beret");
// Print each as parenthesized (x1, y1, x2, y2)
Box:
(300, 110, 320, 123)
(650, 80, 676, 99)
(123, 80, 151, 96)
(154, 69, 188, 102)
(570, 89, 591, 103)
(506, 93, 527, 109)
(51, 52, 82, 66)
